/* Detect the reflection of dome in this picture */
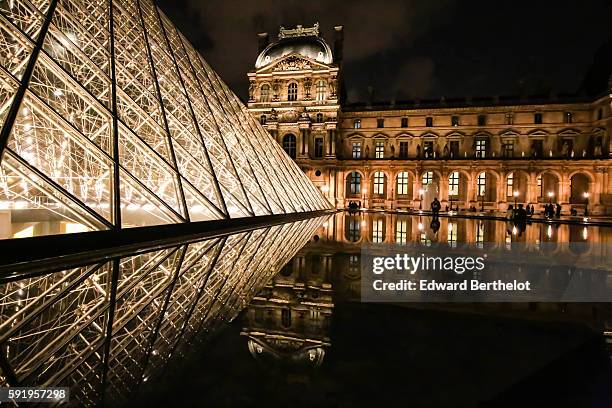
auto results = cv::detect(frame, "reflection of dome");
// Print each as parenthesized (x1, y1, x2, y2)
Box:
(246, 337, 327, 369)
(255, 25, 333, 69)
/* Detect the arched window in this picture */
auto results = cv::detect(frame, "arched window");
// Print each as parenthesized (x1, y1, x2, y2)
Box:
(316, 80, 326, 101)
(477, 172, 487, 196)
(287, 82, 298, 101)
(260, 84, 270, 102)
(506, 172, 514, 197)
(282, 134, 296, 159)
(316, 113, 324, 123)
(448, 171, 459, 196)
(396, 172, 409, 195)
(373, 171, 385, 195)
(260, 115, 266, 125)
(372, 218, 384, 243)
(422, 171, 433, 185)
(348, 171, 361, 194)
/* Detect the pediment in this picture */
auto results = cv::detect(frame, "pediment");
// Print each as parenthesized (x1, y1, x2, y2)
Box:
(257, 53, 331, 74)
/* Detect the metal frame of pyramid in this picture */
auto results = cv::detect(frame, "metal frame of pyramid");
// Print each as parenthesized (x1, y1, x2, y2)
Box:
(0, 0, 331, 238)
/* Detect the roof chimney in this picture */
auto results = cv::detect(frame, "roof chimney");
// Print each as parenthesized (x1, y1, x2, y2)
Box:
(333, 25, 344, 63)
(257, 32, 269, 53)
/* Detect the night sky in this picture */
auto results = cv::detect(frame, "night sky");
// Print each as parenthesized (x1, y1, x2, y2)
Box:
(157, 0, 612, 103)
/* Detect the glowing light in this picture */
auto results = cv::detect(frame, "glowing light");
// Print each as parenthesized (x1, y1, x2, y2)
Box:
(582, 227, 588, 240)
(512, 226, 517, 235)
(547, 225, 552, 238)
(583, 192, 589, 198)
(547, 191, 554, 198)
(418, 222, 424, 231)
(53, 89, 64, 97)
(513, 191, 519, 198)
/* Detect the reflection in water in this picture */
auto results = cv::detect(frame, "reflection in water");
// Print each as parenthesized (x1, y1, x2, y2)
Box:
(242, 211, 612, 369)
(0, 216, 327, 406)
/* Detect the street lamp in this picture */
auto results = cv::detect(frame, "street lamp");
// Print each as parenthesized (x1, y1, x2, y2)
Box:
(547, 191, 553, 204)
(513, 190, 519, 208)
(419, 188, 424, 210)
(583, 192, 589, 216)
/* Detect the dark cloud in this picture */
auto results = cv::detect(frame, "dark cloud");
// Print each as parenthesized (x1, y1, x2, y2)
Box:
(158, 0, 612, 102)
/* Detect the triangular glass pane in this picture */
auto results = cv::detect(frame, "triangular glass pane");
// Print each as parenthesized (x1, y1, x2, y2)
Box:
(1, 149, 108, 238)
(119, 169, 182, 228)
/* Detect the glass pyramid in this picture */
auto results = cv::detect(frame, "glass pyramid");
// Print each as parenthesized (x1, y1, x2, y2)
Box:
(0, 0, 330, 238)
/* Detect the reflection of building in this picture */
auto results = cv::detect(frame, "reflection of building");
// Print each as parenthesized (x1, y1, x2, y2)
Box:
(241, 242, 333, 369)
(302, 212, 612, 325)
(248, 24, 612, 215)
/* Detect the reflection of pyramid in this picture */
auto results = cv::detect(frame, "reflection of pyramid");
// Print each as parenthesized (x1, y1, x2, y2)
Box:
(0, 0, 330, 236)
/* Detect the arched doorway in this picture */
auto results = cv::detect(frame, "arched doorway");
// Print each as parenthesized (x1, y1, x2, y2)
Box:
(570, 173, 590, 204)
(448, 170, 469, 207)
(476, 171, 497, 204)
(538, 172, 560, 203)
(505, 171, 528, 204)
(282, 134, 297, 159)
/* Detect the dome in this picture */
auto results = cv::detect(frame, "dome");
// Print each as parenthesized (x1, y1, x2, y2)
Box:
(255, 25, 333, 69)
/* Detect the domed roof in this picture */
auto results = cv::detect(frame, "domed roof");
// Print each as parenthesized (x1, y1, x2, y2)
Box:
(255, 24, 333, 69)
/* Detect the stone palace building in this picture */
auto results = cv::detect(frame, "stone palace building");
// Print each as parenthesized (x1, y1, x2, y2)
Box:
(247, 24, 612, 215)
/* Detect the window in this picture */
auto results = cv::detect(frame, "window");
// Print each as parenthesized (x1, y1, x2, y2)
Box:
(375, 141, 384, 158)
(314, 138, 324, 158)
(450, 141, 459, 158)
(281, 309, 291, 328)
(448, 171, 459, 196)
(377, 118, 384, 128)
(396, 220, 408, 245)
(316, 113, 324, 123)
(401, 117, 408, 127)
(316, 80, 326, 101)
(537, 174, 542, 197)
(506, 172, 514, 197)
(399, 141, 408, 158)
(372, 218, 384, 243)
(534, 112, 542, 124)
(475, 139, 486, 158)
(282, 134, 296, 158)
(597, 108, 603, 120)
(373, 171, 385, 195)
(397, 172, 409, 195)
(287, 82, 298, 101)
(505, 112, 514, 125)
(477, 114, 486, 126)
(451, 115, 460, 126)
(426, 116, 433, 127)
(423, 141, 434, 158)
(260, 115, 266, 125)
(476, 222, 485, 248)
(502, 140, 514, 158)
(347, 218, 360, 242)
(564, 112, 572, 123)
(352, 142, 361, 159)
(348, 172, 361, 194)
(260, 84, 270, 102)
(533, 139, 543, 157)
(422, 171, 433, 185)
(447, 222, 457, 248)
(477, 172, 486, 196)
(353, 118, 361, 129)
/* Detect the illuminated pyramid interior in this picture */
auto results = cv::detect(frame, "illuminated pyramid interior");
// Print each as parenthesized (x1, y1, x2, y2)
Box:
(0, 0, 330, 238)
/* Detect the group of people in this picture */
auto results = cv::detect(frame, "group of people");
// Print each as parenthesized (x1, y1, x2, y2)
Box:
(543, 203, 562, 218)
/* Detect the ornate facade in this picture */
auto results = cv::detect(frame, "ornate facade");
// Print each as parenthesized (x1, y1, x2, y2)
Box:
(248, 24, 612, 215)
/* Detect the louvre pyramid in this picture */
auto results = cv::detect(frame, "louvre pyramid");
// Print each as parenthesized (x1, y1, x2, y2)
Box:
(0, 0, 330, 236)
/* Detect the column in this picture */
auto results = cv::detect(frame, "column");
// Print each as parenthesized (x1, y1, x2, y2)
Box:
(439, 171, 448, 206)
(331, 129, 337, 156)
